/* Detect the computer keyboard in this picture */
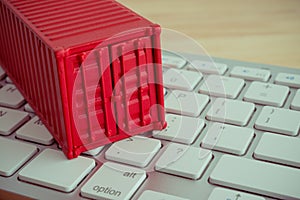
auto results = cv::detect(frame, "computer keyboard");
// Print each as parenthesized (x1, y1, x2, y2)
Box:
(1, 51, 300, 200)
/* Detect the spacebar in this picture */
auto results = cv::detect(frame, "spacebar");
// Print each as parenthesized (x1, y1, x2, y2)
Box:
(209, 155, 300, 200)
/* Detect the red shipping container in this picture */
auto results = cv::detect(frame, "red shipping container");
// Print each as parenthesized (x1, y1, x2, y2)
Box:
(0, 0, 166, 159)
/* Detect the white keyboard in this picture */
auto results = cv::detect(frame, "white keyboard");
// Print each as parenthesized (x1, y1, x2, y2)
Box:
(1, 51, 300, 200)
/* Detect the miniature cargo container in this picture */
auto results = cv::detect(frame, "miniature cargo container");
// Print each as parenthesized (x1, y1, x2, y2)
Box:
(0, 0, 166, 159)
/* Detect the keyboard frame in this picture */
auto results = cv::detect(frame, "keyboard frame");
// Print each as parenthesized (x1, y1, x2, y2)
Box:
(1, 53, 299, 200)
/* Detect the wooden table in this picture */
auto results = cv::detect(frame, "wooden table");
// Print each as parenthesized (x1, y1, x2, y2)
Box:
(119, 0, 300, 69)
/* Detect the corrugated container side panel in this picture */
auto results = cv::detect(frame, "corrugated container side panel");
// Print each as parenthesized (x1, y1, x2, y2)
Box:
(0, 2, 4, 64)
(15, 16, 26, 93)
(52, 52, 69, 151)
(7, 11, 20, 83)
(0, 2, 9, 67)
(34, 36, 46, 115)
(2, 6, 15, 76)
(21, 23, 34, 102)
(0, 1, 67, 152)
(15, 18, 27, 95)
(25, 28, 38, 107)
(40, 44, 52, 128)
(30, 32, 44, 112)
(41, 44, 51, 124)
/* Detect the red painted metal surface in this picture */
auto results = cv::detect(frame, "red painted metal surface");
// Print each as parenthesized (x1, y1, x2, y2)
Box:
(0, 0, 165, 159)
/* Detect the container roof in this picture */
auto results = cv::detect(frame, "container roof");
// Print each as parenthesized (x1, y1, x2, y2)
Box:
(6, 0, 155, 53)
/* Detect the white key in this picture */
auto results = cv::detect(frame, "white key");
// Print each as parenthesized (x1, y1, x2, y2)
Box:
(16, 116, 54, 145)
(0, 84, 25, 108)
(206, 98, 255, 126)
(255, 106, 300, 136)
(139, 190, 188, 200)
(5, 76, 13, 83)
(244, 82, 289, 107)
(19, 149, 95, 192)
(0, 107, 29, 135)
(0, 66, 5, 80)
(81, 162, 146, 200)
(254, 132, 300, 168)
(0, 137, 37, 176)
(202, 123, 254, 155)
(188, 60, 227, 75)
(105, 136, 161, 167)
(208, 188, 265, 200)
(155, 143, 212, 179)
(24, 103, 35, 113)
(164, 68, 202, 91)
(83, 146, 104, 156)
(210, 155, 300, 200)
(162, 54, 186, 69)
(153, 114, 205, 144)
(165, 90, 209, 117)
(230, 66, 271, 82)
(199, 75, 244, 99)
(275, 73, 300, 88)
(291, 89, 300, 110)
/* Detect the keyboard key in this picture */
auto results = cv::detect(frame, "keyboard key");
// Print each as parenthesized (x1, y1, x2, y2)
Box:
(165, 90, 209, 117)
(208, 188, 265, 200)
(291, 89, 300, 111)
(255, 106, 300, 136)
(244, 82, 289, 107)
(187, 60, 227, 75)
(0, 66, 5, 80)
(199, 75, 244, 99)
(81, 162, 146, 200)
(206, 98, 255, 126)
(254, 132, 300, 168)
(210, 155, 300, 200)
(0, 137, 37, 176)
(275, 73, 300, 88)
(0, 107, 29, 135)
(230, 66, 270, 82)
(105, 136, 161, 167)
(16, 116, 54, 145)
(139, 190, 188, 200)
(201, 123, 254, 155)
(83, 146, 104, 156)
(19, 149, 95, 192)
(164, 68, 202, 91)
(155, 143, 212, 179)
(24, 103, 35, 113)
(0, 84, 25, 108)
(162, 54, 186, 69)
(153, 114, 205, 144)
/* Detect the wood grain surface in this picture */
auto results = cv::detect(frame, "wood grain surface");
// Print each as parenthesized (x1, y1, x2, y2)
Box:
(119, 0, 300, 69)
